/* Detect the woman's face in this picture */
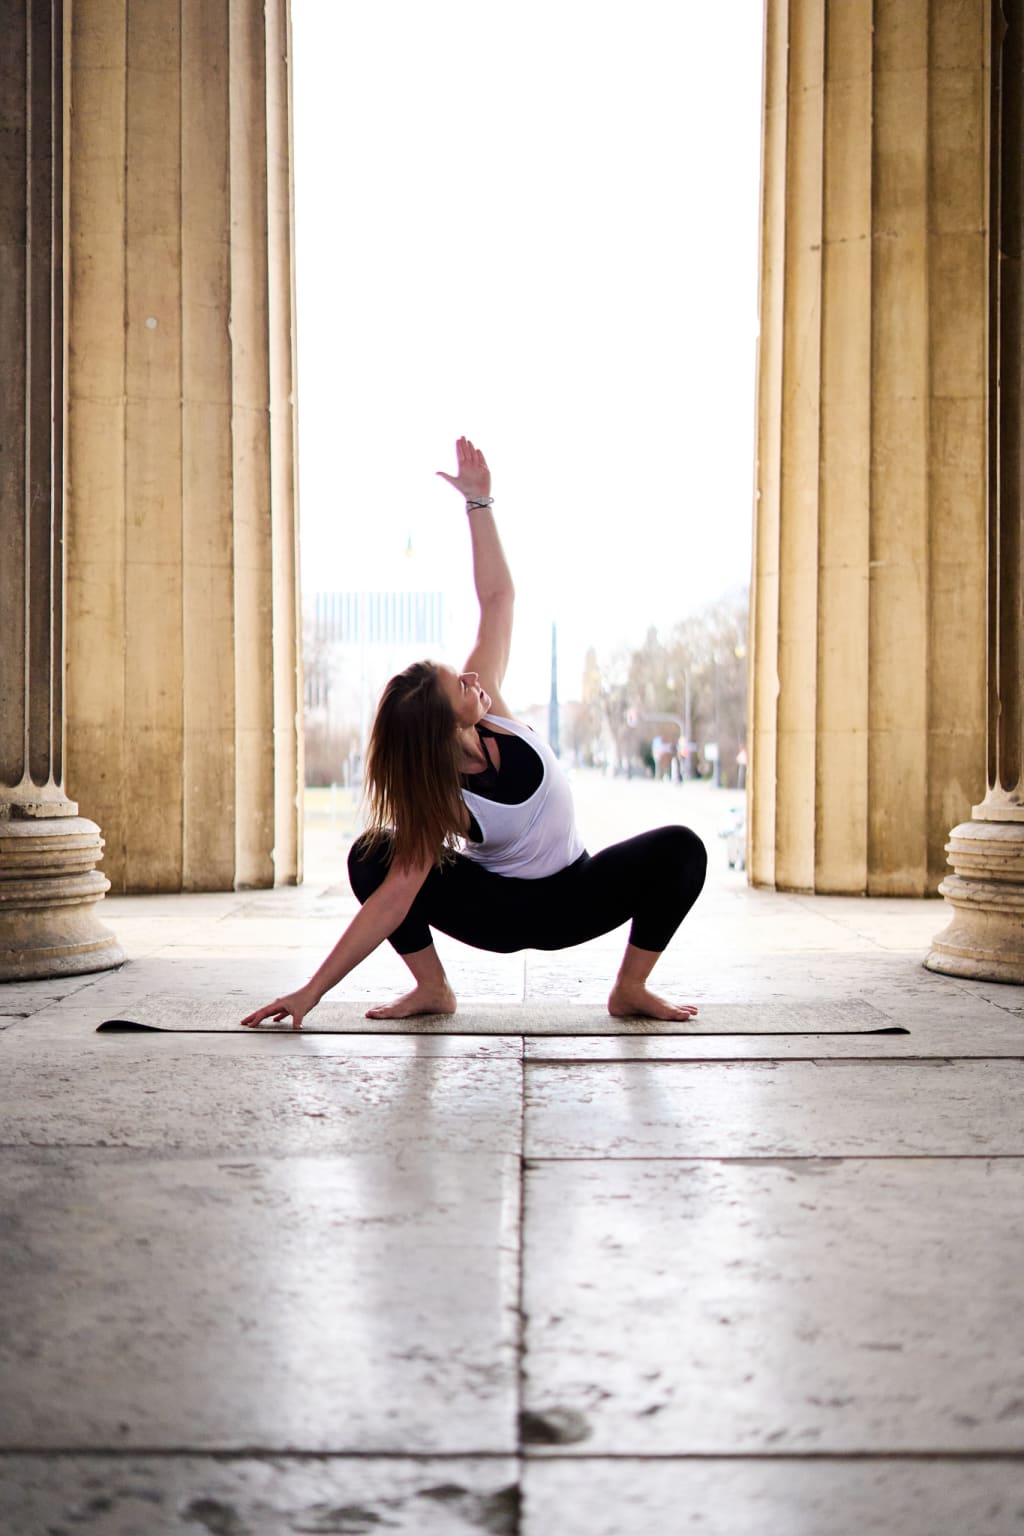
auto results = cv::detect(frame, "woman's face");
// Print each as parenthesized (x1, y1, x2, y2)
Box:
(440, 666, 491, 728)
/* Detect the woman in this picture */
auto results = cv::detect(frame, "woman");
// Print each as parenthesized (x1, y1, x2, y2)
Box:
(242, 438, 707, 1031)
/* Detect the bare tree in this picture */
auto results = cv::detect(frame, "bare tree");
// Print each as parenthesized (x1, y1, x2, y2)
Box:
(302, 607, 360, 787)
(596, 587, 750, 786)
(571, 647, 606, 766)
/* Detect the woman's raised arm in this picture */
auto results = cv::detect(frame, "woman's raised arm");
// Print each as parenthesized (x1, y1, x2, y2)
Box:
(437, 437, 514, 712)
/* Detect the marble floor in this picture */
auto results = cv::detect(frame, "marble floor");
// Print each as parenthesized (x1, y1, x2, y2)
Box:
(1, 777, 1022, 1535)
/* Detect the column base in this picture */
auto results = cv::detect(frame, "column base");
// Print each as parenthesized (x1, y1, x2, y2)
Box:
(925, 819, 1024, 984)
(0, 816, 125, 981)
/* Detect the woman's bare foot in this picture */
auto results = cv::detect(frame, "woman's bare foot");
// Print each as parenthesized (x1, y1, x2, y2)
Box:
(366, 981, 457, 1019)
(607, 983, 699, 1022)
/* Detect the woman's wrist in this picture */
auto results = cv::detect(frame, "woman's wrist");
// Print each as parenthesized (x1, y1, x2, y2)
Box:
(465, 494, 494, 510)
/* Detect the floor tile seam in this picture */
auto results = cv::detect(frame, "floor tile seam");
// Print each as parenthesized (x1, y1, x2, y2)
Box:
(2, 1448, 1022, 1464)
(62, 1041, 1024, 1053)
(0, 1447, 523, 1461)
(0, 1142, 524, 1159)
(12, 1151, 1015, 1162)
(944, 972, 1024, 1006)
(523, 1055, 1024, 1065)
(22, 1050, 1019, 1062)
(518, 1450, 1024, 1463)
(515, 1049, 528, 1495)
(981, 1000, 1024, 1022)
(520, 1154, 1024, 1164)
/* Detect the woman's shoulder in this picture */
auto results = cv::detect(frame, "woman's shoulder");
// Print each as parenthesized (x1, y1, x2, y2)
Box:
(482, 712, 533, 737)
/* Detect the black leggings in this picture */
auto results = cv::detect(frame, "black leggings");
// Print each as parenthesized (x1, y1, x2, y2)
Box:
(348, 825, 708, 956)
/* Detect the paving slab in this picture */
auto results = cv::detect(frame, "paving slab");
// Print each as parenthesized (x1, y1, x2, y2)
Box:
(2, 1028, 521, 1058)
(0, 971, 105, 1020)
(522, 1158, 1024, 1453)
(524, 1002, 1024, 1058)
(101, 893, 241, 918)
(772, 894, 946, 952)
(227, 892, 361, 918)
(0, 952, 528, 1027)
(525, 945, 1008, 1008)
(162, 918, 402, 951)
(522, 937, 1019, 1020)
(0, 1454, 521, 1535)
(0, 961, 527, 1042)
(0, 1050, 522, 1154)
(524, 1059, 1024, 1157)
(118, 939, 527, 999)
(524, 919, 873, 983)
(3, 959, 324, 1031)
(522, 1457, 1024, 1535)
(0, 1150, 520, 1453)
(951, 978, 1024, 1016)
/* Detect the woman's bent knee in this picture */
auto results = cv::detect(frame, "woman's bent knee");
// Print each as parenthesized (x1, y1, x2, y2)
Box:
(682, 826, 709, 898)
(656, 825, 708, 911)
(659, 824, 708, 879)
(682, 825, 708, 878)
(347, 831, 392, 903)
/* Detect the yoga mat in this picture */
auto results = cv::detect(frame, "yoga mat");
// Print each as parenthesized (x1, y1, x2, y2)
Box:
(97, 995, 909, 1036)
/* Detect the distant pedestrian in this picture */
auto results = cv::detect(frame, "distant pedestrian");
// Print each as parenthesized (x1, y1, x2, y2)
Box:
(242, 439, 707, 1030)
(652, 734, 673, 781)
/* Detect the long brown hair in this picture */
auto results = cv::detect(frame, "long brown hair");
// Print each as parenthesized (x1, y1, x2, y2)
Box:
(361, 660, 466, 869)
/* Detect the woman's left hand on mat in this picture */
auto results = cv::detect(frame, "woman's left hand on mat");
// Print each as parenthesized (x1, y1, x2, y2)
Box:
(240, 987, 316, 1031)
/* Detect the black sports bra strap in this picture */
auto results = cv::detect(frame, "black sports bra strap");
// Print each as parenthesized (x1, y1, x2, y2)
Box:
(463, 722, 543, 805)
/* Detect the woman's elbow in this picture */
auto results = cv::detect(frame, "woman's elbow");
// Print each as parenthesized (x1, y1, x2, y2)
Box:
(483, 582, 515, 610)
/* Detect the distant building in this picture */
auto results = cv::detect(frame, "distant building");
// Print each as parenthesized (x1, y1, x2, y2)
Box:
(312, 590, 445, 651)
(304, 589, 447, 746)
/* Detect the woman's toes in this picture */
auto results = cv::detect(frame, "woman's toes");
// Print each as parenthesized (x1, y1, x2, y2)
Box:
(608, 984, 699, 1022)
(364, 986, 457, 1020)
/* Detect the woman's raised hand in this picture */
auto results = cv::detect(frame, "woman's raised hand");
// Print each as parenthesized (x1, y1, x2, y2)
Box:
(436, 436, 491, 503)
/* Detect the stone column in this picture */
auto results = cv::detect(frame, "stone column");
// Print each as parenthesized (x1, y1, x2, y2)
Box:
(65, 0, 302, 894)
(0, 0, 123, 979)
(927, 0, 1024, 983)
(750, 0, 989, 894)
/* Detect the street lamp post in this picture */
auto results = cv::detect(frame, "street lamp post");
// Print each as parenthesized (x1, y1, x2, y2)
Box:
(683, 672, 693, 779)
(713, 658, 721, 788)
(666, 672, 693, 780)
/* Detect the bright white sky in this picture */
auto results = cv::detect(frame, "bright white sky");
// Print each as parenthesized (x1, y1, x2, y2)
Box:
(292, 0, 764, 709)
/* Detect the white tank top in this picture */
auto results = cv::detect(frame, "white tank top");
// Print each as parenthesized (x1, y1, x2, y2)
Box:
(460, 714, 586, 879)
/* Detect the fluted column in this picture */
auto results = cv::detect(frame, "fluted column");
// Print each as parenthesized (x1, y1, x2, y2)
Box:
(928, 0, 1024, 982)
(65, 0, 302, 894)
(0, 0, 123, 979)
(750, 0, 989, 893)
